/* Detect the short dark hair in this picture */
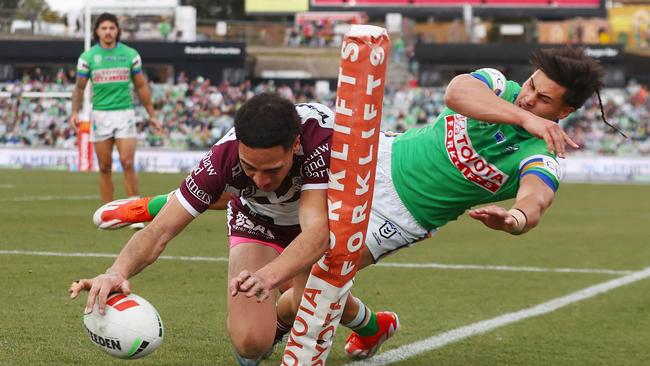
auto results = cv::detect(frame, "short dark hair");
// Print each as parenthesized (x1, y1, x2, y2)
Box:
(530, 47, 605, 109)
(93, 13, 121, 44)
(234, 93, 301, 150)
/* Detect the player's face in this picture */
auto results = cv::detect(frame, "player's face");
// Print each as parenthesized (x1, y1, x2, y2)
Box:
(238, 137, 300, 192)
(97, 21, 118, 46)
(515, 70, 575, 121)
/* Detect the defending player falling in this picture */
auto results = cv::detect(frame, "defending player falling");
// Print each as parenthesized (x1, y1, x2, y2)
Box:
(91, 47, 608, 362)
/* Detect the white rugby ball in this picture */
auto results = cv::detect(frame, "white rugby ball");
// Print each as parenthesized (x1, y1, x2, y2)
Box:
(83, 293, 164, 359)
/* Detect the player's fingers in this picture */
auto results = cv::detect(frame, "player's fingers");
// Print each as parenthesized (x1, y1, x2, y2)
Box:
(563, 130, 579, 149)
(468, 211, 488, 220)
(85, 283, 100, 314)
(229, 278, 242, 297)
(69, 279, 87, 298)
(97, 285, 112, 316)
(120, 281, 131, 296)
(240, 276, 258, 292)
(469, 207, 489, 215)
(488, 208, 510, 219)
(542, 132, 555, 156)
(256, 289, 269, 303)
(550, 127, 565, 158)
(244, 283, 260, 298)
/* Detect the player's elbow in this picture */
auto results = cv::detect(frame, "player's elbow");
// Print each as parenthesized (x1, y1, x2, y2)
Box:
(444, 74, 471, 110)
(311, 220, 330, 255)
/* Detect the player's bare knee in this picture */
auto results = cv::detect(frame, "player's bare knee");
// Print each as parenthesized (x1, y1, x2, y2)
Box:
(120, 158, 135, 171)
(98, 163, 112, 174)
(228, 326, 273, 358)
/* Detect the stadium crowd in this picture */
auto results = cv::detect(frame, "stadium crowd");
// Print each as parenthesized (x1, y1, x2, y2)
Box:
(1, 75, 649, 155)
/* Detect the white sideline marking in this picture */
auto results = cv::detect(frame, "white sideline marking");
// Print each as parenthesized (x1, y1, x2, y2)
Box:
(0, 250, 228, 262)
(375, 262, 632, 276)
(0, 184, 15, 189)
(0, 250, 632, 275)
(0, 195, 100, 202)
(347, 266, 650, 366)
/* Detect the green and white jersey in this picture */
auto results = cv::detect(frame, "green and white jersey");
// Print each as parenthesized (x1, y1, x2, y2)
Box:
(77, 43, 142, 111)
(391, 68, 561, 230)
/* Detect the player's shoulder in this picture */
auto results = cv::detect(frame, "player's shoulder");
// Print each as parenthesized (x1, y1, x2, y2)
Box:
(296, 103, 335, 129)
(79, 45, 100, 59)
(470, 68, 520, 99)
(117, 42, 140, 56)
(199, 127, 239, 173)
(296, 103, 334, 153)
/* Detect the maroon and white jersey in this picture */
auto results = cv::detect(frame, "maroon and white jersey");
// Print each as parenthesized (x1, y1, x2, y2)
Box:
(176, 103, 334, 226)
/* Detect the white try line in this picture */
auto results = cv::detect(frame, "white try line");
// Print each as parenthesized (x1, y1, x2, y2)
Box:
(347, 266, 650, 366)
(0, 250, 228, 262)
(0, 184, 15, 189)
(0, 195, 100, 202)
(0, 250, 633, 275)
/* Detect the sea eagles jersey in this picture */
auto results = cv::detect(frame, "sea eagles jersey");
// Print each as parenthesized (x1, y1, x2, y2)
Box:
(391, 68, 562, 230)
(177, 103, 334, 226)
(76, 43, 142, 111)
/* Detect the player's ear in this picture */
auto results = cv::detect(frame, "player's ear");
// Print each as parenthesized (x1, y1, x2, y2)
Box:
(292, 135, 300, 154)
(558, 105, 574, 121)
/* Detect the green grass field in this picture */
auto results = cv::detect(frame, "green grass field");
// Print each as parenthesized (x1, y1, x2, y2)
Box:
(1, 169, 649, 365)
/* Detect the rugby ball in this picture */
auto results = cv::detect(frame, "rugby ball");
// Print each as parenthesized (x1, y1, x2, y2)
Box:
(83, 293, 164, 359)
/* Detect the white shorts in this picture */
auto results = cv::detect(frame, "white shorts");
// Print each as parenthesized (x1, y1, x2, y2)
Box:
(365, 133, 437, 262)
(90, 109, 137, 142)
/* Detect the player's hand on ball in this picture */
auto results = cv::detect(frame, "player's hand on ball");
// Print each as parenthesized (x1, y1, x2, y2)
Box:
(229, 270, 271, 302)
(69, 271, 132, 315)
(468, 205, 516, 232)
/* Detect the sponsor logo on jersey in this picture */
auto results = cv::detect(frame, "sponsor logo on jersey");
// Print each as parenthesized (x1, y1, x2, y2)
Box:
(445, 114, 509, 193)
(378, 221, 397, 239)
(501, 144, 519, 154)
(494, 130, 506, 144)
(234, 211, 275, 239)
(93, 55, 102, 64)
(92, 68, 130, 83)
(239, 186, 256, 198)
(304, 145, 328, 179)
(184, 175, 212, 205)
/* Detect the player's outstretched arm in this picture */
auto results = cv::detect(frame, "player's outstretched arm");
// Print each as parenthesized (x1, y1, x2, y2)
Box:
(469, 174, 555, 235)
(445, 74, 577, 158)
(70, 195, 195, 313)
(230, 189, 329, 301)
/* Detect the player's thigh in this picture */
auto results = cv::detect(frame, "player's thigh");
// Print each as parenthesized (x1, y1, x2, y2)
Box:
(113, 109, 137, 140)
(227, 243, 279, 343)
(114, 137, 137, 163)
(93, 139, 114, 167)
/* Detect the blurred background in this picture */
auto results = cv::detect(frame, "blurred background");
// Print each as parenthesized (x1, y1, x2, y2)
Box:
(0, 0, 648, 182)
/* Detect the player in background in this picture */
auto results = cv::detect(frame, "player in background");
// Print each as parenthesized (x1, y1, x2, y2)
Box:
(70, 13, 159, 203)
(71, 94, 396, 366)
(88, 48, 612, 360)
